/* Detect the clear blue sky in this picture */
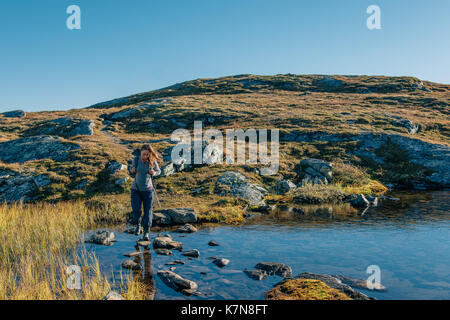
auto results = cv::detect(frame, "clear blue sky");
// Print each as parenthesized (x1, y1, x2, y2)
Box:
(0, 0, 449, 112)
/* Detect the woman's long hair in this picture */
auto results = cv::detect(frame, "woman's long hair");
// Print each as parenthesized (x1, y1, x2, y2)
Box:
(141, 144, 162, 164)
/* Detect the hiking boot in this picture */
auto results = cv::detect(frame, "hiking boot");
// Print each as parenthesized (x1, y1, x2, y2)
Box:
(135, 225, 143, 236)
(140, 232, 150, 242)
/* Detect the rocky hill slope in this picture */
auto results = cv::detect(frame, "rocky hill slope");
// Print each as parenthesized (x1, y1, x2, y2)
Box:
(0, 74, 449, 223)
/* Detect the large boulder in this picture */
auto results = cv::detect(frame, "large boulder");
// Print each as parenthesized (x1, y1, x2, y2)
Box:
(215, 171, 267, 206)
(26, 117, 95, 138)
(157, 270, 198, 295)
(273, 179, 297, 194)
(0, 171, 51, 203)
(0, 136, 80, 164)
(153, 208, 198, 225)
(296, 158, 333, 186)
(85, 230, 116, 246)
(255, 262, 292, 278)
(152, 235, 183, 251)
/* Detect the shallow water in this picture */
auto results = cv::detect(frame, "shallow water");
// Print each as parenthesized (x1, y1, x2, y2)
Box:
(84, 190, 450, 300)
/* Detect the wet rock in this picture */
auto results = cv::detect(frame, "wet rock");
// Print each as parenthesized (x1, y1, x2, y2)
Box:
(212, 258, 230, 268)
(176, 223, 198, 233)
(124, 251, 148, 257)
(155, 249, 172, 256)
(0, 136, 80, 164)
(215, 171, 267, 206)
(165, 260, 185, 266)
(153, 235, 183, 251)
(157, 270, 198, 294)
(85, 230, 116, 246)
(182, 249, 200, 258)
(1, 110, 26, 118)
(244, 268, 268, 281)
(121, 260, 142, 271)
(208, 240, 220, 246)
(333, 275, 386, 291)
(350, 194, 370, 208)
(137, 240, 151, 247)
(295, 272, 371, 300)
(273, 179, 297, 194)
(103, 291, 124, 300)
(255, 262, 292, 278)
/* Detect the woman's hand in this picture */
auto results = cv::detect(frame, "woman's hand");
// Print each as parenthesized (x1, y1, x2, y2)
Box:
(149, 169, 156, 175)
(131, 168, 136, 174)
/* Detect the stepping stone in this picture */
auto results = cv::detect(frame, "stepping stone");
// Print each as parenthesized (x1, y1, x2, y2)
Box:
(121, 260, 142, 271)
(208, 240, 220, 246)
(155, 249, 172, 256)
(165, 260, 185, 266)
(182, 249, 200, 258)
(244, 268, 267, 281)
(212, 258, 230, 268)
(123, 251, 141, 258)
(137, 240, 151, 247)
(176, 223, 198, 233)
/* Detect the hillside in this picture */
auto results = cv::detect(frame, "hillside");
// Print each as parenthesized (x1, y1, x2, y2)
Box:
(0, 74, 449, 224)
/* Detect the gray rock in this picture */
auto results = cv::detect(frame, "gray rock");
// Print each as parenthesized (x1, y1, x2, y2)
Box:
(176, 223, 198, 233)
(365, 195, 378, 207)
(157, 270, 198, 294)
(33, 175, 51, 188)
(152, 235, 183, 251)
(165, 260, 185, 266)
(160, 162, 175, 177)
(155, 249, 172, 256)
(0, 136, 80, 164)
(114, 177, 129, 187)
(244, 268, 267, 281)
(182, 249, 200, 258)
(0, 172, 48, 203)
(212, 258, 230, 268)
(103, 291, 124, 300)
(85, 230, 116, 246)
(29, 117, 95, 137)
(121, 259, 142, 271)
(295, 272, 371, 300)
(2, 110, 26, 118)
(156, 208, 198, 225)
(391, 116, 420, 134)
(108, 161, 127, 174)
(297, 158, 333, 185)
(350, 194, 370, 208)
(152, 211, 173, 225)
(333, 275, 386, 291)
(208, 240, 220, 246)
(215, 171, 267, 206)
(273, 179, 297, 194)
(255, 262, 292, 278)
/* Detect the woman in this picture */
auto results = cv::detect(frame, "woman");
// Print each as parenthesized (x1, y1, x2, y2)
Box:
(130, 144, 162, 241)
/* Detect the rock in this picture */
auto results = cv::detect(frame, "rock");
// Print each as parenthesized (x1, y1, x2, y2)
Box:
(85, 230, 116, 246)
(333, 275, 386, 291)
(391, 116, 419, 134)
(244, 268, 267, 281)
(365, 195, 378, 207)
(121, 260, 142, 271)
(155, 208, 198, 225)
(0, 172, 51, 203)
(152, 211, 173, 226)
(1, 110, 26, 118)
(0, 136, 80, 164)
(33, 175, 51, 188)
(273, 179, 297, 194)
(208, 240, 220, 246)
(103, 291, 124, 300)
(27, 117, 95, 138)
(108, 161, 127, 174)
(157, 270, 198, 293)
(175, 223, 198, 233)
(115, 177, 129, 187)
(152, 235, 183, 251)
(350, 194, 370, 208)
(124, 251, 148, 257)
(202, 143, 222, 165)
(160, 162, 175, 177)
(137, 240, 151, 247)
(251, 205, 276, 214)
(212, 258, 230, 268)
(165, 260, 185, 266)
(155, 249, 172, 256)
(295, 272, 371, 300)
(182, 249, 200, 258)
(255, 262, 292, 278)
(215, 171, 267, 206)
(297, 158, 333, 185)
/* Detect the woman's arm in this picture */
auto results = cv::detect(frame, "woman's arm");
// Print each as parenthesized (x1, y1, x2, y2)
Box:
(152, 161, 161, 177)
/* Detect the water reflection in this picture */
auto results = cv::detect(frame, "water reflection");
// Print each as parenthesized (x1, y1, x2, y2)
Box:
(131, 244, 156, 300)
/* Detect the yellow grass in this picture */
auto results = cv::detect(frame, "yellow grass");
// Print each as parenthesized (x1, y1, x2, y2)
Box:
(0, 201, 146, 300)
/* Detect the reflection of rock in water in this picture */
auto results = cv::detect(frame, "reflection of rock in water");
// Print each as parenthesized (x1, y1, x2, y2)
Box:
(132, 245, 156, 300)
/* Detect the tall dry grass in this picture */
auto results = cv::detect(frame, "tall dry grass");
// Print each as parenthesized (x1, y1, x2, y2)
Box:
(0, 201, 144, 300)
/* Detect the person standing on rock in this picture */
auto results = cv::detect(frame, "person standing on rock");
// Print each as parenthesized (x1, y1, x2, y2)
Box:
(130, 144, 162, 241)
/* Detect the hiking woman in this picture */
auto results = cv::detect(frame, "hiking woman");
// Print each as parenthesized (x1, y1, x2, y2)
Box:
(130, 144, 162, 240)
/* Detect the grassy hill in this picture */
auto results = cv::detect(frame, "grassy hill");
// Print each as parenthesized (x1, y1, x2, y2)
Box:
(0, 74, 449, 224)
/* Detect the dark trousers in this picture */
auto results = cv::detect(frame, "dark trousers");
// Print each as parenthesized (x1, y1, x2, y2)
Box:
(131, 188, 154, 233)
